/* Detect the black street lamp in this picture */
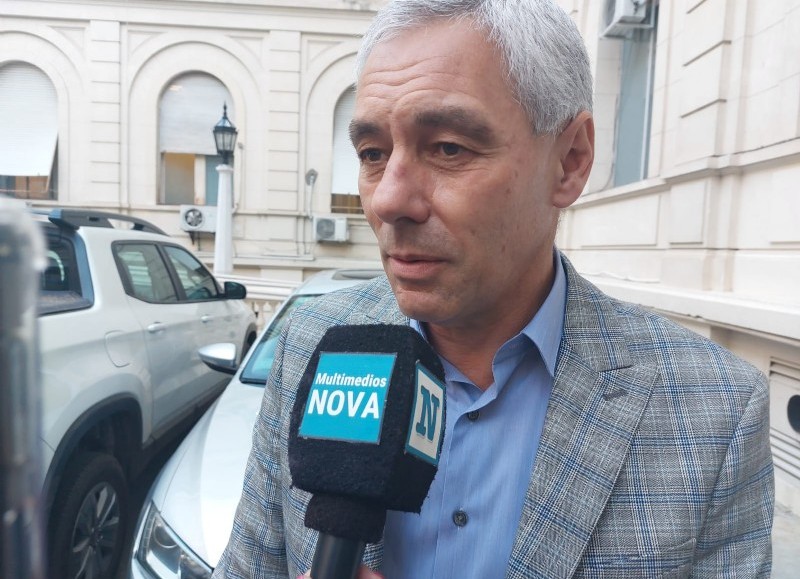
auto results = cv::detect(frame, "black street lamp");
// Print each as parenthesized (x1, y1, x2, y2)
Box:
(212, 104, 237, 275)
(213, 103, 238, 165)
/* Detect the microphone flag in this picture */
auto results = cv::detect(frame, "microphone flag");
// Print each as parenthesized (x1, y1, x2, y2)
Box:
(289, 324, 446, 545)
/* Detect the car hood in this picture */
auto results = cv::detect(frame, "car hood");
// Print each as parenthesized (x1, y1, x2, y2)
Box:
(152, 379, 264, 567)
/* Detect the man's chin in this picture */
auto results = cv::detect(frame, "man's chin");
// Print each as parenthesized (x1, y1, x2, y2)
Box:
(393, 291, 450, 324)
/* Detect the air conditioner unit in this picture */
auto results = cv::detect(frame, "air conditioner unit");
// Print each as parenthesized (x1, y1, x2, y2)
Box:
(313, 216, 349, 243)
(602, 0, 650, 38)
(179, 205, 217, 233)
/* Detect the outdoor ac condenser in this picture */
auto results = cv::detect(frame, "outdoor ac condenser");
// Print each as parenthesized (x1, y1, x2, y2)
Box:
(179, 205, 217, 233)
(602, 0, 650, 38)
(313, 216, 349, 243)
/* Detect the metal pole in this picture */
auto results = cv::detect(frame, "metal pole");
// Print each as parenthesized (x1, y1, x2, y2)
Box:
(0, 198, 46, 579)
(213, 163, 234, 275)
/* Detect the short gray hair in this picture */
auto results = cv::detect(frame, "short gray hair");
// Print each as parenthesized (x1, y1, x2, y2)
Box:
(355, 0, 593, 135)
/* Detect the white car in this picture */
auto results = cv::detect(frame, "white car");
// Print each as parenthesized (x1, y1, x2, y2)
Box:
(129, 268, 384, 578)
(32, 208, 257, 579)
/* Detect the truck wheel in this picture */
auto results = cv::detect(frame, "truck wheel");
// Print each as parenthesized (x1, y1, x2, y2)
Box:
(48, 452, 129, 579)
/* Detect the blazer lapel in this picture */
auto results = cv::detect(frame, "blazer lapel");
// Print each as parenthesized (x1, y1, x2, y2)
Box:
(507, 260, 659, 578)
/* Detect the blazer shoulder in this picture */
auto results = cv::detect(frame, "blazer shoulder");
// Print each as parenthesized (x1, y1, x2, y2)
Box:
(563, 258, 765, 392)
(284, 275, 404, 344)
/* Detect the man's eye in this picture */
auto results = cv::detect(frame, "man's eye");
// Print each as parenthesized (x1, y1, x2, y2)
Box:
(440, 143, 462, 156)
(359, 149, 383, 163)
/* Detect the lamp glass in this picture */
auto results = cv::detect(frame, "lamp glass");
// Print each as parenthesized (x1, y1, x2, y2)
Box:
(213, 106, 238, 163)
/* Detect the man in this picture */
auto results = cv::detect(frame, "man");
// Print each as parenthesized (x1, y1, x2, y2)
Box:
(214, 0, 774, 577)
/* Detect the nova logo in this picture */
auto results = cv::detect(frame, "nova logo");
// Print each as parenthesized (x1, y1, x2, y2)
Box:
(406, 362, 446, 465)
(307, 389, 381, 419)
(299, 352, 396, 444)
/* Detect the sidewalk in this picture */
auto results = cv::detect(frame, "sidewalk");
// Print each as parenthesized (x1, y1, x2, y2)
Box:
(772, 504, 799, 579)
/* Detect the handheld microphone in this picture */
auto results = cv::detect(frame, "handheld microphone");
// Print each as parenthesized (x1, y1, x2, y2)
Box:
(289, 324, 446, 579)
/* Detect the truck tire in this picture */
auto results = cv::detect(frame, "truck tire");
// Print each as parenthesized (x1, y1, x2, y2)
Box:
(48, 452, 129, 579)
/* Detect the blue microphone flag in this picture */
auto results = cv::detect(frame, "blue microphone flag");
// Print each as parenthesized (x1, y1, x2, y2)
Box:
(299, 352, 396, 444)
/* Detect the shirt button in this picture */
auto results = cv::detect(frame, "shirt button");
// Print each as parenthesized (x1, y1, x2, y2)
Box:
(452, 510, 468, 527)
(467, 410, 480, 421)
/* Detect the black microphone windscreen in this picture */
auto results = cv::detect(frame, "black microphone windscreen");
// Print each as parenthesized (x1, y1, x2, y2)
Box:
(289, 324, 446, 543)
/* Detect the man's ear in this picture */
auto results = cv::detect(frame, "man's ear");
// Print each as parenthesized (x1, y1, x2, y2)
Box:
(552, 111, 594, 209)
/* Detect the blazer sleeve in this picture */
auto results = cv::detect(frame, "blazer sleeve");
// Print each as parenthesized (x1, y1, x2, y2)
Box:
(212, 327, 291, 578)
(691, 368, 774, 577)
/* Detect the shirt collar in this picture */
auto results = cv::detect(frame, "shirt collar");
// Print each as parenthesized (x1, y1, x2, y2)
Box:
(520, 250, 566, 378)
(410, 250, 567, 380)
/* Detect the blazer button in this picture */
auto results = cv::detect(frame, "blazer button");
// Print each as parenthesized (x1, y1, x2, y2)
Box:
(467, 410, 480, 421)
(452, 510, 468, 527)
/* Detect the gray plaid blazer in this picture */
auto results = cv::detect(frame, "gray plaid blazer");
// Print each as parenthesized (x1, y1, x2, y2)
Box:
(213, 256, 773, 578)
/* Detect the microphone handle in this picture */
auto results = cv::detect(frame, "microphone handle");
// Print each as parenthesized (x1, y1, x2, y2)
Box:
(310, 533, 366, 579)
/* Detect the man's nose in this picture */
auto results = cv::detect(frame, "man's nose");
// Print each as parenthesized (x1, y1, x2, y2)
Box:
(368, 150, 430, 224)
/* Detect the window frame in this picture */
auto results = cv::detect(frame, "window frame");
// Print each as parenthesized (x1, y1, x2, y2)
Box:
(611, 4, 659, 188)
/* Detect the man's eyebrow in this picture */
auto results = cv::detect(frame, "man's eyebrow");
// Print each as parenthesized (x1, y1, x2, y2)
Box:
(349, 120, 381, 147)
(414, 107, 496, 144)
(349, 107, 497, 147)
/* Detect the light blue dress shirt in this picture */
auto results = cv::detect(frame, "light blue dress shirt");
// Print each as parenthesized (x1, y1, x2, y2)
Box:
(382, 254, 567, 578)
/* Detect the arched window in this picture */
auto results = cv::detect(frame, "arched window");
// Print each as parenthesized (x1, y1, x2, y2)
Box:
(0, 62, 58, 200)
(159, 73, 234, 205)
(330, 86, 362, 214)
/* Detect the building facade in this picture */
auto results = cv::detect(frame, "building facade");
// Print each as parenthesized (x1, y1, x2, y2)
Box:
(2, 0, 799, 512)
(1, 0, 387, 282)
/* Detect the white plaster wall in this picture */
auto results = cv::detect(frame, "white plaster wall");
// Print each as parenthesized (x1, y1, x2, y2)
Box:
(560, 0, 800, 309)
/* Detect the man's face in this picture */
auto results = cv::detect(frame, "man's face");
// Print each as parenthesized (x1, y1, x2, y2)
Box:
(352, 20, 564, 332)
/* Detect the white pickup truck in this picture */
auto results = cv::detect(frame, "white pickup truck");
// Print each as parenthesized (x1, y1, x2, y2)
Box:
(35, 209, 256, 579)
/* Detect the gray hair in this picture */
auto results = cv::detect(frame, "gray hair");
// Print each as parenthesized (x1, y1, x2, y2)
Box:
(355, 0, 593, 135)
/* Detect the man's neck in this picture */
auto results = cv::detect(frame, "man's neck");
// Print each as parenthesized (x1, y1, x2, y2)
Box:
(423, 272, 555, 390)
(424, 324, 504, 389)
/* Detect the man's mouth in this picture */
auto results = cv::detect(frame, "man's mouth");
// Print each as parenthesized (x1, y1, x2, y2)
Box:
(385, 253, 445, 280)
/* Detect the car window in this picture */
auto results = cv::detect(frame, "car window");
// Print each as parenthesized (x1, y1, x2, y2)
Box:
(38, 233, 91, 314)
(163, 245, 221, 301)
(41, 250, 67, 291)
(239, 294, 319, 385)
(114, 243, 178, 303)
(41, 244, 76, 293)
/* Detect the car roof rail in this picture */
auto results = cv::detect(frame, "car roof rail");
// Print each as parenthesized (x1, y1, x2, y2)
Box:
(38, 208, 167, 235)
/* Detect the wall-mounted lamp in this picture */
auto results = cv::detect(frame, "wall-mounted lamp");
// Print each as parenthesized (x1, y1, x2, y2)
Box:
(304, 169, 318, 219)
(305, 168, 318, 187)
